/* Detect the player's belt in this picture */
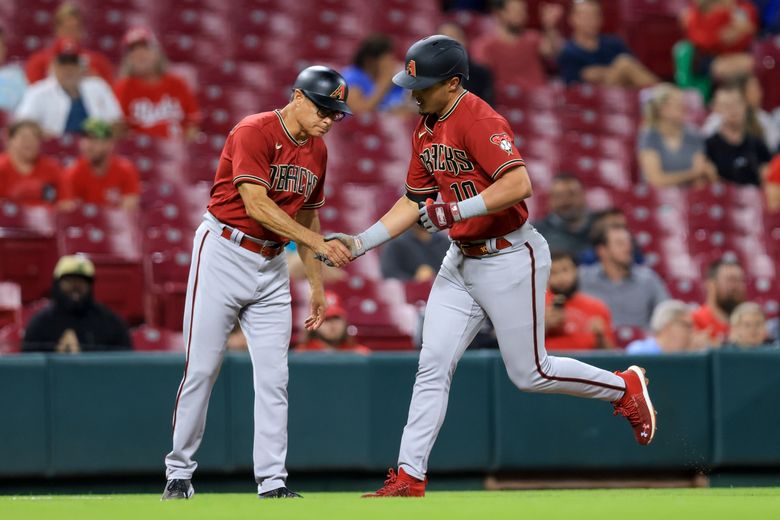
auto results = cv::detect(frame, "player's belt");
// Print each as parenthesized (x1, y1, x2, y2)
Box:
(456, 237, 512, 257)
(220, 228, 284, 259)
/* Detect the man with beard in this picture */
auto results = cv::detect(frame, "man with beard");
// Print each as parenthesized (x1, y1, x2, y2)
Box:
(22, 255, 131, 353)
(545, 250, 614, 351)
(533, 174, 595, 258)
(579, 225, 669, 330)
(692, 258, 747, 346)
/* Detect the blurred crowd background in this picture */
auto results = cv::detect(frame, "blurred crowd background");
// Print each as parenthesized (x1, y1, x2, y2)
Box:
(0, 0, 779, 356)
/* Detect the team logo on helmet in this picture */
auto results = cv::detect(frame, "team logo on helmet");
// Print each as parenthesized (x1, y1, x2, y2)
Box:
(490, 133, 514, 155)
(406, 60, 417, 77)
(329, 84, 346, 100)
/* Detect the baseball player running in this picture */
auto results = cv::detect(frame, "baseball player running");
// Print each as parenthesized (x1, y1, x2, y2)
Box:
(162, 66, 353, 500)
(325, 36, 657, 497)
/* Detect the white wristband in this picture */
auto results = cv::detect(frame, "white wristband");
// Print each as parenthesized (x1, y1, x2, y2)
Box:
(355, 221, 392, 253)
(456, 194, 488, 220)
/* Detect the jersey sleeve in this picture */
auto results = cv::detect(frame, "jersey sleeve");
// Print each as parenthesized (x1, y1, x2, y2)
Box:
(464, 117, 525, 180)
(404, 127, 438, 197)
(230, 125, 275, 189)
(302, 145, 326, 209)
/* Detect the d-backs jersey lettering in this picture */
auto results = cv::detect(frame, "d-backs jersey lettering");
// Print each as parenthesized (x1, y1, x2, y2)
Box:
(208, 110, 327, 243)
(405, 90, 529, 241)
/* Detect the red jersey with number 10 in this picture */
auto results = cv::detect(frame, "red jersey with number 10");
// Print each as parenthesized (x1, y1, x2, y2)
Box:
(405, 90, 528, 242)
(207, 110, 327, 243)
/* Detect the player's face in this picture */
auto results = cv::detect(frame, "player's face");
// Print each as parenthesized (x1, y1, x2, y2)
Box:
(9, 125, 42, 163)
(412, 78, 458, 116)
(298, 93, 343, 137)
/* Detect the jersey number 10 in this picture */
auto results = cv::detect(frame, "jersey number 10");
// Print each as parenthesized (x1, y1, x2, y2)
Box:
(450, 180, 478, 202)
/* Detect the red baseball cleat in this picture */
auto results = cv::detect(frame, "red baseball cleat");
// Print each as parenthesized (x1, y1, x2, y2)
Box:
(613, 365, 657, 446)
(362, 468, 427, 497)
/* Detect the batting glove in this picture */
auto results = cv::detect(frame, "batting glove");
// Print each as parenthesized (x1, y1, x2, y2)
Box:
(419, 199, 462, 233)
(315, 233, 366, 266)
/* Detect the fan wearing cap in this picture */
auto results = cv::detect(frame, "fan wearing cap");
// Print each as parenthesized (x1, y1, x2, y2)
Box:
(22, 255, 131, 353)
(295, 292, 370, 354)
(15, 37, 123, 138)
(161, 65, 353, 500)
(60, 118, 140, 210)
(0, 119, 63, 206)
(113, 27, 201, 141)
(24, 2, 114, 84)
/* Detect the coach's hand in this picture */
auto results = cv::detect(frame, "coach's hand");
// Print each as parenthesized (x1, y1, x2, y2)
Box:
(325, 233, 366, 259)
(304, 288, 327, 331)
(419, 198, 461, 233)
(312, 235, 351, 268)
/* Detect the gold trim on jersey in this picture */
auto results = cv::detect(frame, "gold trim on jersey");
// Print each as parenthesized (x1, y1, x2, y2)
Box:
(233, 174, 271, 189)
(491, 159, 525, 179)
(405, 183, 439, 194)
(301, 200, 326, 209)
(438, 90, 469, 122)
(274, 110, 308, 146)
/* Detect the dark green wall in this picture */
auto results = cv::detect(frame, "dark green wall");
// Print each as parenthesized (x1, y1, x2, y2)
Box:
(0, 350, 777, 478)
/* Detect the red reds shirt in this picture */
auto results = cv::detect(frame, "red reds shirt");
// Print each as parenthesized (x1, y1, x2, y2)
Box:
(692, 304, 729, 345)
(405, 90, 528, 241)
(0, 153, 62, 205)
(207, 110, 327, 243)
(26, 47, 114, 84)
(544, 291, 615, 351)
(685, 1, 757, 54)
(114, 74, 201, 139)
(61, 155, 140, 206)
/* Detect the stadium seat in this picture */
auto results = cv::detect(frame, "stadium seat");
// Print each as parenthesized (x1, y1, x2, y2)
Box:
(131, 325, 185, 351)
(0, 282, 22, 330)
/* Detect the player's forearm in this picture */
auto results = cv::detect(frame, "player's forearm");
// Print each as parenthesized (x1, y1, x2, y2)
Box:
(239, 184, 319, 247)
(478, 167, 532, 213)
(295, 211, 325, 292)
(378, 196, 422, 237)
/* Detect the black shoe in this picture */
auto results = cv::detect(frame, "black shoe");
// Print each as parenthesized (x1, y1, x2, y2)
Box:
(161, 479, 194, 500)
(258, 487, 303, 499)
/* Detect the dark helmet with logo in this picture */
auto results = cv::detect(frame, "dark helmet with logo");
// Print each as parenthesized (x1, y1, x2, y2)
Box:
(392, 35, 469, 90)
(293, 65, 352, 115)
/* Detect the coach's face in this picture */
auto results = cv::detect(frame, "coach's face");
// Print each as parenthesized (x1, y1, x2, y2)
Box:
(295, 91, 339, 138)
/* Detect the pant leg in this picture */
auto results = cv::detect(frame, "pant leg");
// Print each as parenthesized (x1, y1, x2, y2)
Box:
(398, 247, 486, 480)
(165, 224, 249, 479)
(239, 254, 292, 494)
(469, 227, 625, 402)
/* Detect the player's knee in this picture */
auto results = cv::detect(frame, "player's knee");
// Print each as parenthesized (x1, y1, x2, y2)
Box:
(416, 353, 454, 383)
(505, 365, 542, 392)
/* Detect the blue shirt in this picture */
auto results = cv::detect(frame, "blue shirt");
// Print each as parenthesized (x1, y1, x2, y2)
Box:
(558, 35, 630, 84)
(64, 96, 89, 134)
(625, 337, 662, 354)
(341, 65, 406, 111)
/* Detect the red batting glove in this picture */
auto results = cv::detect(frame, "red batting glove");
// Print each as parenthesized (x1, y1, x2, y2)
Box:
(419, 198, 462, 232)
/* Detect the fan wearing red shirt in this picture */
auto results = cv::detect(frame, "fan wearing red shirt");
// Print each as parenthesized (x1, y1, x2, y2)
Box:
(0, 120, 62, 205)
(682, 0, 757, 80)
(25, 3, 113, 84)
(692, 257, 747, 346)
(114, 27, 201, 140)
(295, 291, 371, 354)
(62, 118, 140, 210)
(545, 250, 615, 351)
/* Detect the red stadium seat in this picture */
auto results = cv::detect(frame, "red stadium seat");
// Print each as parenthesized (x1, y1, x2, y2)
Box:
(132, 325, 185, 352)
(0, 282, 22, 330)
(614, 325, 646, 349)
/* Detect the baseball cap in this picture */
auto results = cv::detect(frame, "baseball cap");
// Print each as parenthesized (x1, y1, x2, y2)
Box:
(324, 290, 347, 319)
(52, 37, 82, 62)
(53, 255, 95, 280)
(122, 26, 157, 50)
(81, 118, 114, 139)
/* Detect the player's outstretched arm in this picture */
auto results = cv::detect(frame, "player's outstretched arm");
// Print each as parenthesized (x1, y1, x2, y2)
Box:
(295, 209, 327, 331)
(237, 183, 351, 267)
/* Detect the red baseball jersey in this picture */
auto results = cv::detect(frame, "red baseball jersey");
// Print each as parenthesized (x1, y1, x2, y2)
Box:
(61, 155, 140, 206)
(114, 73, 201, 139)
(207, 110, 327, 243)
(405, 90, 528, 242)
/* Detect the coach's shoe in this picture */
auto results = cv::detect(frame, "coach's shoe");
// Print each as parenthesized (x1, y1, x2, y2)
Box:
(362, 468, 426, 497)
(612, 365, 657, 446)
(258, 487, 303, 499)
(161, 479, 194, 500)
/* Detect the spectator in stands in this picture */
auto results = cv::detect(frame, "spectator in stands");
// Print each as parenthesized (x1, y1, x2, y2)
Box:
(681, 0, 757, 82)
(545, 251, 615, 351)
(765, 154, 780, 211)
(295, 292, 370, 354)
(752, 0, 780, 34)
(61, 118, 140, 210)
(22, 255, 131, 353)
(626, 300, 707, 354)
(703, 75, 779, 153)
(380, 225, 450, 281)
(341, 34, 409, 115)
(693, 257, 747, 345)
(578, 207, 644, 265)
(0, 27, 28, 113)
(15, 38, 122, 138)
(533, 174, 594, 258)
(723, 301, 771, 348)
(0, 120, 63, 205)
(470, 0, 564, 89)
(437, 22, 495, 106)
(558, 0, 658, 87)
(579, 226, 670, 329)
(638, 83, 718, 188)
(114, 27, 201, 141)
(705, 83, 772, 185)
(25, 2, 113, 84)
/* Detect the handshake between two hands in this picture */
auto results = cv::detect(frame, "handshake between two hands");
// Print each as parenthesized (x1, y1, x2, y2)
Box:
(314, 199, 461, 267)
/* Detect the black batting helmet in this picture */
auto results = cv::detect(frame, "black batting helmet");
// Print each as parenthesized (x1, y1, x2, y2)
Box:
(293, 65, 352, 115)
(392, 35, 469, 90)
